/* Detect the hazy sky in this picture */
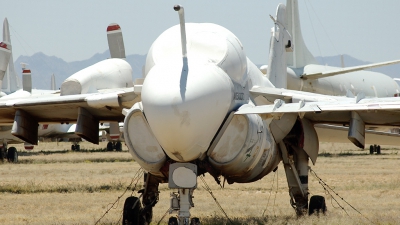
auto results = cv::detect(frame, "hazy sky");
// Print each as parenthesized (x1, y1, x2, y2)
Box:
(1, 0, 400, 65)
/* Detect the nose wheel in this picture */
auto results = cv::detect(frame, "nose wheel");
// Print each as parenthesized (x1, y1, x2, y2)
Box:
(122, 196, 142, 225)
(122, 172, 163, 224)
(308, 195, 327, 215)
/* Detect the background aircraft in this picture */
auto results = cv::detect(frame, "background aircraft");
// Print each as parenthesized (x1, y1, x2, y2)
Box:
(261, 0, 400, 152)
(263, 0, 400, 97)
(0, 20, 127, 162)
(0, 18, 58, 162)
(0, 18, 21, 96)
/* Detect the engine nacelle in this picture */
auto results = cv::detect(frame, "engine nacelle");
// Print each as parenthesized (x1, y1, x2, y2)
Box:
(124, 102, 166, 176)
(207, 113, 280, 183)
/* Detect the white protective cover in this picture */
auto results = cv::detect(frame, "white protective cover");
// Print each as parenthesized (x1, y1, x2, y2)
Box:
(124, 102, 166, 174)
(144, 23, 247, 86)
(208, 114, 267, 173)
(60, 58, 133, 95)
(141, 23, 250, 162)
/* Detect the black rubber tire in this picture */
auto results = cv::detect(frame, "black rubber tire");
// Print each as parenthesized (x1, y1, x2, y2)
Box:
(115, 141, 122, 151)
(0, 147, 6, 162)
(71, 145, 75, 151)
(308, 195, 327, 215)
(107, 142, 114, 151)
(140, 205, 153, 224)
(376, 145, 381, 154)
(122, 196, 142, 225)
(7, 147, 18, 163)
(190, 217, 201, 225)
(369, 145, 374, 154)
(168, 217, 179, 225)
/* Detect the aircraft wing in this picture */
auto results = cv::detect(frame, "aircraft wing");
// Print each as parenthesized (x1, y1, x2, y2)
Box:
(300, 59, 400, 80)
(250, 86, 347, 103)
(237, 96, 400, 125)
(315, 124, 400, 146)
(0, 88, 140, 145)
(0, 88, 140, 124)
(238, 91, 400, 148)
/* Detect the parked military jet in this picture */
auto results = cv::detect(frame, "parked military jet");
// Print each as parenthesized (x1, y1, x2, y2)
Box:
(1, 3, 400, 224)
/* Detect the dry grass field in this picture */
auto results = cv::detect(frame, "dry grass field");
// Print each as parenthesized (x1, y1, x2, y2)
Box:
(0, 141, 400, 224)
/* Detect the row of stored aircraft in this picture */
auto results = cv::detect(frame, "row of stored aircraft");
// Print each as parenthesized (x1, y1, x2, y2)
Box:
(0, 18, 124, 162)
(2, 0, 400, 223)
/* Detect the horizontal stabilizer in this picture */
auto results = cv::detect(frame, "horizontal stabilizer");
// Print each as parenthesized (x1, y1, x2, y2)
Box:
(301, 59, 400, 80)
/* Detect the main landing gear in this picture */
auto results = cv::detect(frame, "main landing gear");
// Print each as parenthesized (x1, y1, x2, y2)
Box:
(71, 144, 80, 151)
(369, 144, 381, 154)
(107, 141, 122, 151)
(0, 144, 18, 163)
(70, 138, 82, 151)
(280, 142, 327, 216)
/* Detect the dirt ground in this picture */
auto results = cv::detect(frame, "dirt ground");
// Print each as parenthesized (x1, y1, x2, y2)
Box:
(0, 141, 399, 224)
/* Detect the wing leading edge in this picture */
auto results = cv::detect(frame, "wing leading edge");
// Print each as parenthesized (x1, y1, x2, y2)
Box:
(237, 96, 400, 125)
(241, 87, 400, 148)
(0, 88, 140, 145)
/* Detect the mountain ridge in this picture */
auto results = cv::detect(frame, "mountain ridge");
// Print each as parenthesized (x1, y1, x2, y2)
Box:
(14, 52, 400, 90)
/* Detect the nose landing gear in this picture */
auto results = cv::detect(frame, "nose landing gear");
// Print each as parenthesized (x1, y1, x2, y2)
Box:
(122, 163, 200, 225)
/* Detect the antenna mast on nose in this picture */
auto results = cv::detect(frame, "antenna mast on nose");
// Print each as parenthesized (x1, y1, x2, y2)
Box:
(173, 5, 187, 60)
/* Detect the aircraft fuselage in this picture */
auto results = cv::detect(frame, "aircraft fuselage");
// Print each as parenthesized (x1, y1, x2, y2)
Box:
(287, 65, 399, 97)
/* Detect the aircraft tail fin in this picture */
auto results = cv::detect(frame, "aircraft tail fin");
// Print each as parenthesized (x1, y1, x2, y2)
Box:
(107, 23, 126, 59)
(266, 4, 293, 88)
(51, 74, 56, 90)
(108, 122, 120, 141)
(21, 63, 32, 93)
(286, 0, 318, 68)
(0, 42, 11, 86)
(2, 18, 22, 94)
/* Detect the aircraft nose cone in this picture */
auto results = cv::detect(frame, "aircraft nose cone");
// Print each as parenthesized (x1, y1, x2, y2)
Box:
(142, 63, 233, 162)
